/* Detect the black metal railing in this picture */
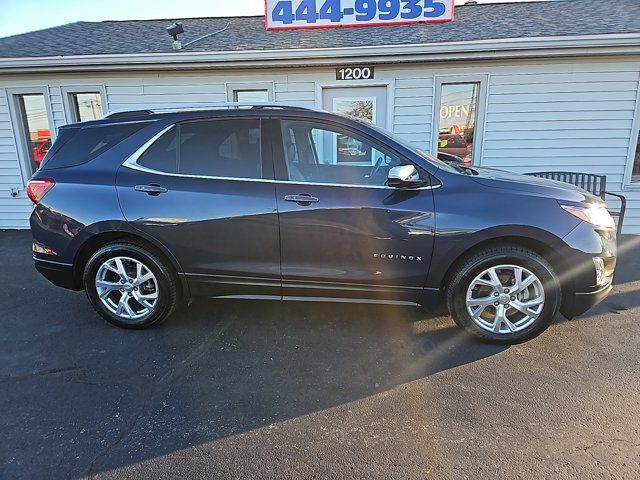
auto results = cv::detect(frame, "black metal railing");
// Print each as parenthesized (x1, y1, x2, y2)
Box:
(526, 171, 626, 236)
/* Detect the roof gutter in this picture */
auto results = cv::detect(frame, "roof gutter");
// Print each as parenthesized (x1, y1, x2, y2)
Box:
(1, 33, 639, 74)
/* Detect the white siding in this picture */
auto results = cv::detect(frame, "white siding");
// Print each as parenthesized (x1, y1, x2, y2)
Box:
(393, 76, 434, 150)
(0, 57, 639, 232)
(482, 64, 640, 232)
(0, 88, 31, 229)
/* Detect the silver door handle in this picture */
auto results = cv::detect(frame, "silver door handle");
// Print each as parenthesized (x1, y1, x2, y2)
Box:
(135, 184, 168, 195)
(284, 194, 319, 204)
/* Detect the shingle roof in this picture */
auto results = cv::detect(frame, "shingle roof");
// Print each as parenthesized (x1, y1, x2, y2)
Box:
(0, 0, 639, 59)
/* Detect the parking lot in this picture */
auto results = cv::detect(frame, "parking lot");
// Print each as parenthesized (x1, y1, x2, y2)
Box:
(1, 230, 640, 479)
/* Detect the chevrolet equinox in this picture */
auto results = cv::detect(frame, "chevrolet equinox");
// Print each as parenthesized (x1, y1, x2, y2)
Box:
(28, 103, 617, 344)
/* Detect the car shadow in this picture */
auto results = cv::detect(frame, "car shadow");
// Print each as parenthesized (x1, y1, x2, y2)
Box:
(84, 299, 507, 475)
(1, 282, 507, 478)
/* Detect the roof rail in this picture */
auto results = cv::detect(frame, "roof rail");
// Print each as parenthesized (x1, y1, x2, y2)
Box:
(103, 102, 325, 119)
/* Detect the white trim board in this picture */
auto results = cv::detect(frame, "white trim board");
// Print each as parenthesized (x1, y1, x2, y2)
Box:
(1, 33, 640, 74)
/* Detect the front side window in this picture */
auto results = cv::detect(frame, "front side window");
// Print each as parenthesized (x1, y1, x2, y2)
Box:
(437, 82, 479, 165)
(15, 93, 52, 175)
(138, 119, 262, 179)
(281, 120, 410, 187)
(70, 92, 104, 122)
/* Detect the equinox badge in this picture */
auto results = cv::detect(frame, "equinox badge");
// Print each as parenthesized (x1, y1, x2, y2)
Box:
(374, 254, 423, 261)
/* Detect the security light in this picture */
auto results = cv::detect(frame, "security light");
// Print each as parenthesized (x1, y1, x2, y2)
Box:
(166, 23, 184, 40)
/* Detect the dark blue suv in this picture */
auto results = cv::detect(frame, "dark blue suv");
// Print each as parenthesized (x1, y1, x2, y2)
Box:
(28, 103, 617, 344)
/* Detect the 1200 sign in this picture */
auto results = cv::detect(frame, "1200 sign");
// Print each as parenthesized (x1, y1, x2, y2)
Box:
(265, 0, 454, 30)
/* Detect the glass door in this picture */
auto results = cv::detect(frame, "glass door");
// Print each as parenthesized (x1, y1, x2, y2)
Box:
(321, 86, 388, 167)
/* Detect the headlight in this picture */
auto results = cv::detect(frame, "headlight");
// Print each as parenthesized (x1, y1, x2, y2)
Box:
(561, 204, 615, 230)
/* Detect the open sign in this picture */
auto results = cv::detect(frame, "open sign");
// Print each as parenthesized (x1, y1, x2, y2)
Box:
(440, 105, 471, 119)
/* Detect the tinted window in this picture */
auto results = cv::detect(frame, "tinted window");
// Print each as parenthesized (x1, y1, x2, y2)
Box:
(138, 127, 178, 173)
(42, 122, 149, 169)
(281, 120, 410, 187)
(178, 119, 261, 179)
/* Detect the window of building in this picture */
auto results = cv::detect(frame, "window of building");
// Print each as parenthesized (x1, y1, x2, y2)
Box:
(436, 82, 479, 166)
(14, 93, 52, 175)
(227, 83, 274, 104)
(234, 90, 270, 103)
(632, 130, 640, 182)
(281, 120, 410, 187)
(70, 93, 103, 122)
(61, 86, 107, 123)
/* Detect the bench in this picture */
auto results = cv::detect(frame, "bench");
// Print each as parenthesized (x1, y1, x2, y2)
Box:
(525, 172, 626, 236)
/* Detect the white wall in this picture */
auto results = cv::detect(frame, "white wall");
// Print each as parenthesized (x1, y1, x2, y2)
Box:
(0, 56, 639, 231)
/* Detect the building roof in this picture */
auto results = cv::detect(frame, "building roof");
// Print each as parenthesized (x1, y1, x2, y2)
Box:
(0, 0, 639, 59)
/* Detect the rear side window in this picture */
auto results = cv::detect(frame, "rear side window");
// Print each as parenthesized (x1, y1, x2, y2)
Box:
(135, 118, 263, 179)
(41, 122, 149, 169)
(137, 127, 178, 173)
(178, 119, 261, 179)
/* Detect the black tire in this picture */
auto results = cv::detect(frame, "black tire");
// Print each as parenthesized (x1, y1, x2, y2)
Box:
(446, 245, 560, 345)
(83, 242, 179, 329)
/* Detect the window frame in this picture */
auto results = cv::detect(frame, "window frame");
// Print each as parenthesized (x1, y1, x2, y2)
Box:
(623, 79, 640, 187)
(6, 87, 56, 186)
(226, 82, 274, 103)
(61, 85, 107, 124)
(273, 117, 430, 190)
(124, 116, 273, 183)
(431, 74, 489, 167)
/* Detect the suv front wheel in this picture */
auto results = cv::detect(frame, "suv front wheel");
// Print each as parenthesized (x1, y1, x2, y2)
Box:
(446, 245, 561, 344)
(83, 242, 178, 329)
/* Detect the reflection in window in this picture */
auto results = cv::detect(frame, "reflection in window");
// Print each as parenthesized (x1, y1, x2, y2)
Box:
(632, 130, 640, 182)
(70, 92, 103, 122)
(282, 120, 407, 187)
(234, 90, 269, 103)
(178, 119, 262, 179)
(333, 98, 375, 164)
(16, 94, 51, 174)
(438, 83, 479, 167)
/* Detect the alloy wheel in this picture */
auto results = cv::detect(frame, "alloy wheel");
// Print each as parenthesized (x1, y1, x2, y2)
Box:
(95, 256, 159, 320)
(465, 264, 545, 334)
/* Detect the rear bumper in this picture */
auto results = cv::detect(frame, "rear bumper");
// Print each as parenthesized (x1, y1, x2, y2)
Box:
(34, 257, 81, 291)
(560, 281, 612, 319)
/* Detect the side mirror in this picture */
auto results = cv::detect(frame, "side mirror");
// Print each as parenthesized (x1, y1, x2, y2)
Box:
(387, 165, 426, 188)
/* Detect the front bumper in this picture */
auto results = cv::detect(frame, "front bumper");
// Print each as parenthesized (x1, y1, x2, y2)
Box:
(560, 280, 613, 319)
(560, 221, 616, 319)
(34, 256, 81, 291)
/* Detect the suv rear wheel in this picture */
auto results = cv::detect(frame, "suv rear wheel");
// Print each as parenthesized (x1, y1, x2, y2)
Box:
(83, 242, 178, 329)
(446, 245, 560, 344)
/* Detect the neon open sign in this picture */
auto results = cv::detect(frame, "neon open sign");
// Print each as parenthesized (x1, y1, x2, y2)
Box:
(265, 0, 454, 30)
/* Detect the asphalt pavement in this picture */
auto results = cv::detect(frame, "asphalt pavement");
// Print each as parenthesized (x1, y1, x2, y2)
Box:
(1, 230, 639, 479)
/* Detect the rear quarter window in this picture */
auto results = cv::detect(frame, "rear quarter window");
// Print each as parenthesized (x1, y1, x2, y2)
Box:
(41, 121, 150, 169)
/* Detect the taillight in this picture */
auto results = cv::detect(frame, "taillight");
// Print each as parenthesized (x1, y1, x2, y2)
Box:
(26, 178, 55, 203)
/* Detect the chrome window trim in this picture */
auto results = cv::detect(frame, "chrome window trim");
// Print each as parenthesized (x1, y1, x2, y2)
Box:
(122, 124, 440, 191)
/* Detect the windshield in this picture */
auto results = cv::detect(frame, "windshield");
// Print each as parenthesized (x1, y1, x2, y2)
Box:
(361, 120, 460, 174)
